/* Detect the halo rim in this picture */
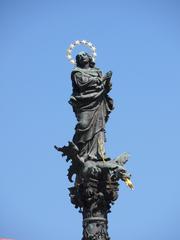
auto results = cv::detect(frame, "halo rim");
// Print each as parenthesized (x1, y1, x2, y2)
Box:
(66, 40, 97, 65)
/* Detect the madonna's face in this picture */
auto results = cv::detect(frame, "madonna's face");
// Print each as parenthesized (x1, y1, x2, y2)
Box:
(77, 52, 89, 65)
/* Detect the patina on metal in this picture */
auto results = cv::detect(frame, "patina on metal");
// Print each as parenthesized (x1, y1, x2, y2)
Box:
(55, 41, 133, 240)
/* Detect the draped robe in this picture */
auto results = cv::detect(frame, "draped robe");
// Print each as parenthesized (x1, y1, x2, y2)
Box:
(69, 67, 114, 162)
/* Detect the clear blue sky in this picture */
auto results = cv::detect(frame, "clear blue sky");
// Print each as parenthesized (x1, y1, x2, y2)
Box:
(0, 0, 180, 239)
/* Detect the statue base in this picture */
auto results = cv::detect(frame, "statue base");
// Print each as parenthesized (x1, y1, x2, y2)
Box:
(69, 177, 119, 240)
(54, 144, 133, 239)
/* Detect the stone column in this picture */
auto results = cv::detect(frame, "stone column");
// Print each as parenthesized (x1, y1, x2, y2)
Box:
(69, 177, 119, 240)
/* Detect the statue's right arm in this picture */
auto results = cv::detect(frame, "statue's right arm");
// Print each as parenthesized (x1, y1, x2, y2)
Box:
(72, 72, 89, 87)
(72, 72, 98, 89)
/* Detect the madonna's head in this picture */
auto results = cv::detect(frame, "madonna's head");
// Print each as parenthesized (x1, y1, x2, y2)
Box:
(76, 51, 95, 68)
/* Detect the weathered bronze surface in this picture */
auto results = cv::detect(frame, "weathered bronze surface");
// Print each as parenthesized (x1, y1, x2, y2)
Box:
(55, 51, 133, 240)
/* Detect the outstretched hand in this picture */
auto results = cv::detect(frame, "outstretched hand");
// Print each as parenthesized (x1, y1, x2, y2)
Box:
(103, 70, 112, 80)
(105, 70, 112, 79)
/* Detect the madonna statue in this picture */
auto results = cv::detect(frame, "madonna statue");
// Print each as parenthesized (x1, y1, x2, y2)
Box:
(69, 51, 114, 163)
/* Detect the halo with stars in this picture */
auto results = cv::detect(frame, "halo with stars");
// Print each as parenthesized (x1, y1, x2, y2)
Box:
(66, 40, 97, 65)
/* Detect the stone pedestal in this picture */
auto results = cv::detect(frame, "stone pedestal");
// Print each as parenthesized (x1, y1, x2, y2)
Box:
(55, 143, 133, 240)
(69, 177, 119, 240)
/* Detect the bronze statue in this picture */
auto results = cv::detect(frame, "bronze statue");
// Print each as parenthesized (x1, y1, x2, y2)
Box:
(70, 51, 113, 162)
(55, 40, 133, 240)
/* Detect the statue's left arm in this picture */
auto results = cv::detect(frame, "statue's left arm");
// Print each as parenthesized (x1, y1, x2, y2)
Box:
(102, 71, 113, 94)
